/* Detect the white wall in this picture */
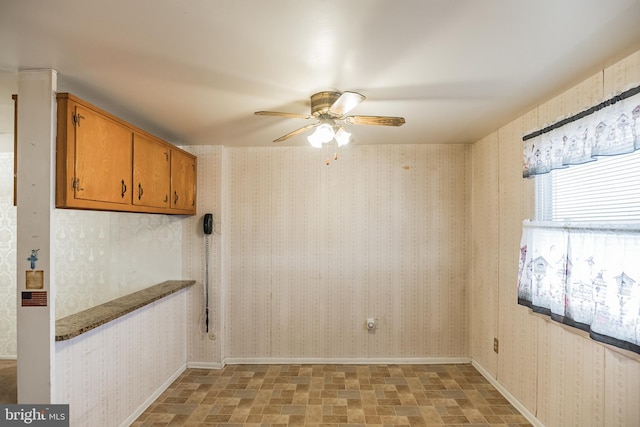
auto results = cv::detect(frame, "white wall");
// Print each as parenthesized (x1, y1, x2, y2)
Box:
(470, 49, 640, 427)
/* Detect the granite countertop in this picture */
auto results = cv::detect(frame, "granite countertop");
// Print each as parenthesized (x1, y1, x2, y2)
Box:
(55, 280, 195, 341)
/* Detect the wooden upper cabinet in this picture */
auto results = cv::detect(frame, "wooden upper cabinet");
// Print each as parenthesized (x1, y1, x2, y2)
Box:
(56, 93, 196, 215)
(73, 104, 133, 205)
(133, 133, 170, 209)
(170, 148, 196, 212)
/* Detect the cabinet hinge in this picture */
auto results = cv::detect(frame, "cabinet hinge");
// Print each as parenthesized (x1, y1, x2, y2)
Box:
(72, 112, 85, 127)
(71, 178, 82, 192)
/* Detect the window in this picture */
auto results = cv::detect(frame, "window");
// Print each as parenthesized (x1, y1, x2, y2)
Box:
(536, 149, 640, 223)
(519, 85, 640, 355)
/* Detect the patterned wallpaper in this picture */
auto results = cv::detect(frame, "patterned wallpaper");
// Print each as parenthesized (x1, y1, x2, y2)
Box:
(54, 209, 183, 319)
(181, 145, 223, 366)
(224, 144, 470, 360)
(0, 153, 16, 357)
(470, 132, 500, 377)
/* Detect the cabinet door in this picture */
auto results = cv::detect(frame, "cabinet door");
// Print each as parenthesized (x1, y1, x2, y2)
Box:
(133, 134, 170, 208)
(74, 105, 132, 205)
(170, 149, 196, 212)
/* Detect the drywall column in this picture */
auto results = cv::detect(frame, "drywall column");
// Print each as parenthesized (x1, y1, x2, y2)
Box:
(16, 69, 57, 403)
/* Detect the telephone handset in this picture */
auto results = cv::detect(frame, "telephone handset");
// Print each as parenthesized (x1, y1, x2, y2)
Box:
(203, 213, 213, 235)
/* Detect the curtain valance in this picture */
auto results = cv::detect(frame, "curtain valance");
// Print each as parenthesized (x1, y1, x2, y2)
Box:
(522, 86, 640, 178)
(518, 220, 640, 354)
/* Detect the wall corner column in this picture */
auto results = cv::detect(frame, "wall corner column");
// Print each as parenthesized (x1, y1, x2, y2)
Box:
(16, 69, 57, 403)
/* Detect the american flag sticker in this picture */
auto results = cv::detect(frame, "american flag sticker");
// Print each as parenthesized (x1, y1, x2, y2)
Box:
(21, 291, 47, 307)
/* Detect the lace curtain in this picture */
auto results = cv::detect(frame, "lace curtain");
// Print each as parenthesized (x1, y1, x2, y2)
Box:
(522, 86, 640, 178)
(518, 221, 640, 354)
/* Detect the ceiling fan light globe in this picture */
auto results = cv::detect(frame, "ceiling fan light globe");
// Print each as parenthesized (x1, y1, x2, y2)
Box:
(335, 127, 351, 146)
(307, 132, 324, 148)
(315, 122, 335, 143)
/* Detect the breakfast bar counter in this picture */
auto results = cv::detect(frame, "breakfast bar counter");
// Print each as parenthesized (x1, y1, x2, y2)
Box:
(55, 280, 195, 341)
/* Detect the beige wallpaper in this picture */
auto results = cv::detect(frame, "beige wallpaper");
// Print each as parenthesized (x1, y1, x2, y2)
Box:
(496, 110, 537, 412)
(182, 145, 223, 366)
(0, 152, 16, 357)
(470, 48, 640, 426)
(470, 132, 499, 376)
(224, 144, 470, 360)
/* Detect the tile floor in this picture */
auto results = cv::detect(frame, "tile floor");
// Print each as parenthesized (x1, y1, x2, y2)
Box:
(132, 364, 532, 426)
(0, 359, 17, 404)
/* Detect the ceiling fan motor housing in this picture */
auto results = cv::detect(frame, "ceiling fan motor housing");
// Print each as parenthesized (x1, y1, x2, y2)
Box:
(311, 91, 342, 117)
(255, 90, 404, 143)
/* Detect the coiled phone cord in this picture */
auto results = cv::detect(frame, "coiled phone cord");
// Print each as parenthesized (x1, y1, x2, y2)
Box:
(205, 233, 210, 333)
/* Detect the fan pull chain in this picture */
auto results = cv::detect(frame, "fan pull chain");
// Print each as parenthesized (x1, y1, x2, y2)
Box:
(325, 147, 340, 165)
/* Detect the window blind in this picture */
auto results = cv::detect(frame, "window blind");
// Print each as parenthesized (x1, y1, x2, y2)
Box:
(549, 149, 640, 223)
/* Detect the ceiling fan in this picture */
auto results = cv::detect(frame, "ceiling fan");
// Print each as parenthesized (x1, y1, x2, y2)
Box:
(255, 91, 406, 147)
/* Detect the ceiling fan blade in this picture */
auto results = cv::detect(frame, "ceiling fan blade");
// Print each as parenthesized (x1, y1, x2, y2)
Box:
(255, 111, 311, 119)
(344, 115, 406, 126)
(329, 91, 365, 116)
(273, 123, 318, 143)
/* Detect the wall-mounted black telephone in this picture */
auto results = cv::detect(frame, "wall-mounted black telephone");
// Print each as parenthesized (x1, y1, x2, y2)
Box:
(203, 213, 213, 235)
(203, 213, 213, 333)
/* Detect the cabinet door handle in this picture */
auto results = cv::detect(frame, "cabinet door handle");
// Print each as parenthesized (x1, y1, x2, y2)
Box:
(174, 191, 178, 205)
(121, 180, 127, 198)
(163, 195, 168, 203)
(138, 183, 143, 200)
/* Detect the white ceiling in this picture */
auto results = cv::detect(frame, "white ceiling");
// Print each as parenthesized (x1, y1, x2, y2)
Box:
(1, 0, 640, 148)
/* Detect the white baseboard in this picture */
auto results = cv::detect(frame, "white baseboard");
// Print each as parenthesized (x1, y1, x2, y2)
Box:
(471, 360, 544, 427)
(187, 361, 225, 369)
(119, 363, 186, 427)
(0, 355, 17, 360)
(222, 357, 472, 365)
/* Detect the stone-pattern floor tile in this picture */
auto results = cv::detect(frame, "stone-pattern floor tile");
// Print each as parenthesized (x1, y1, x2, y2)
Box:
(131, 364, 532, 426)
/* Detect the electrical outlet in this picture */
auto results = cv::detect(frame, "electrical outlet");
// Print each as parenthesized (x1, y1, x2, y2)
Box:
(366, 318, 377, 331)
(493, 337, 499, 353)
